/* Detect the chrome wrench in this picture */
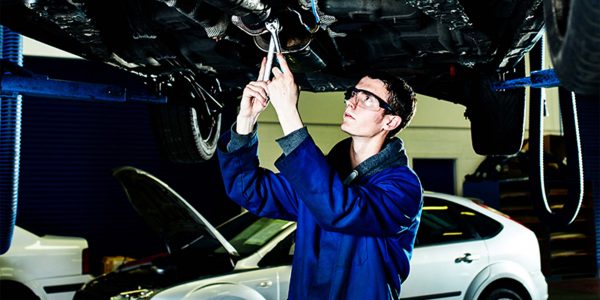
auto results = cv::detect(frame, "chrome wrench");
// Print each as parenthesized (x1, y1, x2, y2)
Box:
(262, 19, 282, 81)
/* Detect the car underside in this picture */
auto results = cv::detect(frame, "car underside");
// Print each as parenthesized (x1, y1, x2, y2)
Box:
(0, 0, 544, 94)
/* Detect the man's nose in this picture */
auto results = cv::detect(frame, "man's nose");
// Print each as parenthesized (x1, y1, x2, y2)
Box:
(345, 97, 358, 109)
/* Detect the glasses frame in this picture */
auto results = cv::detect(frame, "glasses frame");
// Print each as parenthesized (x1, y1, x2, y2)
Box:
(344, 87, 394, 113)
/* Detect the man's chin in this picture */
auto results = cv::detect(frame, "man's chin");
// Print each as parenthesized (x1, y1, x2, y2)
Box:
(340, 124, 353, 135)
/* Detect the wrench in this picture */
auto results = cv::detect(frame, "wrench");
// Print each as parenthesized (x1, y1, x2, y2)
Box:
(262, 19, 282, 81)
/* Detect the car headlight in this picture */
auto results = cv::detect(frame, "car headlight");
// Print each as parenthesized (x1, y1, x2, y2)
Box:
(110, 289, 158, 300)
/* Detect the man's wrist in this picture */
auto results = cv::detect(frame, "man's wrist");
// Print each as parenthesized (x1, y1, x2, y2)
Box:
(275, 106, 303, 135)
(236, 115, 258, 135)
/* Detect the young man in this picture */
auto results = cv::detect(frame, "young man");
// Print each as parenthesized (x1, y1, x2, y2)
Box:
(217, 54, 423, 299)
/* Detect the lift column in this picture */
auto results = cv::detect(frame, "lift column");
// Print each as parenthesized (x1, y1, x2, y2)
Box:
(0, 26, 23, 254)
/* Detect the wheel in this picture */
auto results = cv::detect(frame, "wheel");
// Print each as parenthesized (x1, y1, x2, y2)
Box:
(480, 287, 525, 300)
(544, 0, 600, 95)
(151, 73, 222, 163)
(464, 64, 527, 156)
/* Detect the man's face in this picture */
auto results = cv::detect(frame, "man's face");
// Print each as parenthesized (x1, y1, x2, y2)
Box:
(341, 76, 391, 137)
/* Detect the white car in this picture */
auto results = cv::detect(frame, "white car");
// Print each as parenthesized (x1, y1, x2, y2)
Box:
(0, 226, 93, 300)
(87, 167, 547, 300)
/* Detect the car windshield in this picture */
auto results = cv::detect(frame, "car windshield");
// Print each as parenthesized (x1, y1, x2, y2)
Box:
(214, 213, 294, 256)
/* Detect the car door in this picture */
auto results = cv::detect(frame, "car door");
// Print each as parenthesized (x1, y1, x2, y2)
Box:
(400, 197, 490, 300)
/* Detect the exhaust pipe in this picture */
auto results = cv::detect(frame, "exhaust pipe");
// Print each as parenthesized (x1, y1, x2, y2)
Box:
(156, 0, 271, 36)
(204, 0, 271, 29)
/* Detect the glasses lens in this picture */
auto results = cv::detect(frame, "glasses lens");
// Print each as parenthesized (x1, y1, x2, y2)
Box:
(360, 94, 378, 109)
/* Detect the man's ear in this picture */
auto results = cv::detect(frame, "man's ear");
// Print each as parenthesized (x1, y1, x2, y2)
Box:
(383, 115, 402, 131)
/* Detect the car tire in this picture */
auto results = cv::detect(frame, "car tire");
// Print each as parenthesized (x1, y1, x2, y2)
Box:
(464, 69, 526, 156)
(480, 287, 525, 300)
(544, 0, 600, 96)
(150, 74, 222, 163)
(150, 105, 221, 163)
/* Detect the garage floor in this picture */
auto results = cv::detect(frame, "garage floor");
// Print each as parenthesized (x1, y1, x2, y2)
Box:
(548, 277, 600, 299)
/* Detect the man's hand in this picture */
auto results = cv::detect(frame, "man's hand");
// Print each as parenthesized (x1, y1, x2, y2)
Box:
(268, 54, 304, 135)
(237, 57, 270, 135)
(267, 54, 298, 112)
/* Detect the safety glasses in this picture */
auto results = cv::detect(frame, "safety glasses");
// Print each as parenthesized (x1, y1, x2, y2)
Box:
(344, 87, 393, 113)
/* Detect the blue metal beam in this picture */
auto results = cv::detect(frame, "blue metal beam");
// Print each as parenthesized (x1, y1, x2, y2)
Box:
(1, 74, 166, 104)
(493, 69, 561, 90)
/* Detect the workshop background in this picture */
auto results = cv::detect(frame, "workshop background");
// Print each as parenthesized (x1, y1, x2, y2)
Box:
(13, 36, 600, 291)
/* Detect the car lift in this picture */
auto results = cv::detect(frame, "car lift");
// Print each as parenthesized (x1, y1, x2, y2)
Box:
(0, 27, 165, 254)
(1, 63, 167, 104)
(0, 27, 585, 254)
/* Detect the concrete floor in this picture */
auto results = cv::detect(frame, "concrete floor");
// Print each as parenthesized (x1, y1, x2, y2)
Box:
(548, 277, 600, 299)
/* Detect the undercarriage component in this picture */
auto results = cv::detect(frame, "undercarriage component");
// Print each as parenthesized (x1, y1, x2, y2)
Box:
(205, 0, 271, 28)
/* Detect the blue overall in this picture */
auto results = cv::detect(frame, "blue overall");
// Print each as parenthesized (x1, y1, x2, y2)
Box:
(217, 127, 422, 299)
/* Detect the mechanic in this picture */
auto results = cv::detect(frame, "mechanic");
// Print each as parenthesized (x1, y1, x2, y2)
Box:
(217, 53, 423, 299)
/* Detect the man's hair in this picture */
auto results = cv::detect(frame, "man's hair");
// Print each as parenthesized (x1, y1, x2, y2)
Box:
(365, 71, 417, 136)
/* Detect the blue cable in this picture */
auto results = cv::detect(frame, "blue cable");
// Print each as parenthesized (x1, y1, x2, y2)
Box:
(311, 0, 321, 24)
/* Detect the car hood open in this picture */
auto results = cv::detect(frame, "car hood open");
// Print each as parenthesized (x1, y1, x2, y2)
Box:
(112, 166, 238, 257)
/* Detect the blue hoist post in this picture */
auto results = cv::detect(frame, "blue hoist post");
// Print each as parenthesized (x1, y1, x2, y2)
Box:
(0, 26, 23, 255)
(0, 30, 166, 254)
